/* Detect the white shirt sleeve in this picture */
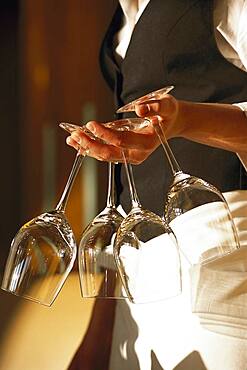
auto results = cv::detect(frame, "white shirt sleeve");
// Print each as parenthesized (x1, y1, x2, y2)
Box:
(234, 102, 247, 116)
(214, 1, 247, 169)
(214, 0, 247, 72)
(233, 103, 247, 170)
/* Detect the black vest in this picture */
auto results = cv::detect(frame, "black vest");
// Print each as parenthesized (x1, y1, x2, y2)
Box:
(100, 0, 247, 215)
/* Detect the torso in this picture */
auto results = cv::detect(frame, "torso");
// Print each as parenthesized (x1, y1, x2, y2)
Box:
(100, 0, 247, 215)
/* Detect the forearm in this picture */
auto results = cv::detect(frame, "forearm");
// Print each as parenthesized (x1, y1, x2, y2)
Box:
(176, 100, 247, 153)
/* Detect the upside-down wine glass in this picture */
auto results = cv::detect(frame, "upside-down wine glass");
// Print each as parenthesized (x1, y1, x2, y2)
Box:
(1, 138, 86, 306)
(60, 122, 126, 299)
(117, 87, 240, 266)
(103, 118, 182, 304)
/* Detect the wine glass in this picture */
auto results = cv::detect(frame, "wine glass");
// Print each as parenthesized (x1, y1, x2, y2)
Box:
(117, 88, 240, 266)
(117, 86, 175, 114)
(102, 118, 182, 304)
(78, 162, 126, 299)
(1, 146, 84, 306)
(59, 122, 126, 299)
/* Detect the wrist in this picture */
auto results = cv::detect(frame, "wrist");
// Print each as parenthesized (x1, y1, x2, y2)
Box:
(166, 99, 188, 139)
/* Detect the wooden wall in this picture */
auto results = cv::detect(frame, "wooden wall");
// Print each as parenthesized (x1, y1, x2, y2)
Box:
(19, 0, 116, 240)
(0, 3, 118, 367)
(0, 0, 117, 272)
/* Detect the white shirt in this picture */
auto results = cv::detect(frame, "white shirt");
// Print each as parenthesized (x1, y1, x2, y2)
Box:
(117, 0, 247, 73)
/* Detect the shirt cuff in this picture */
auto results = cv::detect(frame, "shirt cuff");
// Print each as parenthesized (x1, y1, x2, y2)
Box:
(233, 102, 247, 117)
(232, 103, 247, 169)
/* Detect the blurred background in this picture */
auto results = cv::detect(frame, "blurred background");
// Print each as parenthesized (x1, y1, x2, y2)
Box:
(0, 1, 117, 368)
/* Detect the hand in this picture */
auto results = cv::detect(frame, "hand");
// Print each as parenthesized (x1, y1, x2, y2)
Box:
(135, 95, 247, 153)
(66, 120, 160, 164)
(134, 94, 184, 140)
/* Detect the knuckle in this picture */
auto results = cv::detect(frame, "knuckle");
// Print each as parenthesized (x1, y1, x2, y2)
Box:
(114, 136, 123, 147)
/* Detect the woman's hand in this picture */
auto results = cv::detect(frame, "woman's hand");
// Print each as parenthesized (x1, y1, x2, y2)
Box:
(66, 120, 160, 164)
(65, 94, 182, 164)
(65, 93, 247, 161)
(135, 94, 183, 139)
(135, 94, 247, 153)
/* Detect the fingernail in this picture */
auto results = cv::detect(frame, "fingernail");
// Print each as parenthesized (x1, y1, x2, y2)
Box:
(66, 136, 73, 145)
(71, 132, 81, 143)
(86, 122, 95, 133)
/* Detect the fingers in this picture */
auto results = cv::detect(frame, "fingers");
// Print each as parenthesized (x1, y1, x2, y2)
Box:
(135, 94, 178, 120)
(134, 95, 181, 139)
(66, 132, 89, 156)
(85, 121, 157, 151)
(69, 129, 122, 162)
(66, 136, 84, 154)
(64, 119, 160, 164)
(66, 128, 148, 164)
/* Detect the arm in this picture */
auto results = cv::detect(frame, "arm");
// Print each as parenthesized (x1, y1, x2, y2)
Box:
(65, 95, 247, 164)
(136, 96, 247, 153)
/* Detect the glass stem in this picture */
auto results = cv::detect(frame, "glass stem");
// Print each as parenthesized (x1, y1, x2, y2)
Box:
(55, 153, 84, 212)
(106, 162, 116, 208)
(122, 150, 141, 209)
(153, 123, 182, 177)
